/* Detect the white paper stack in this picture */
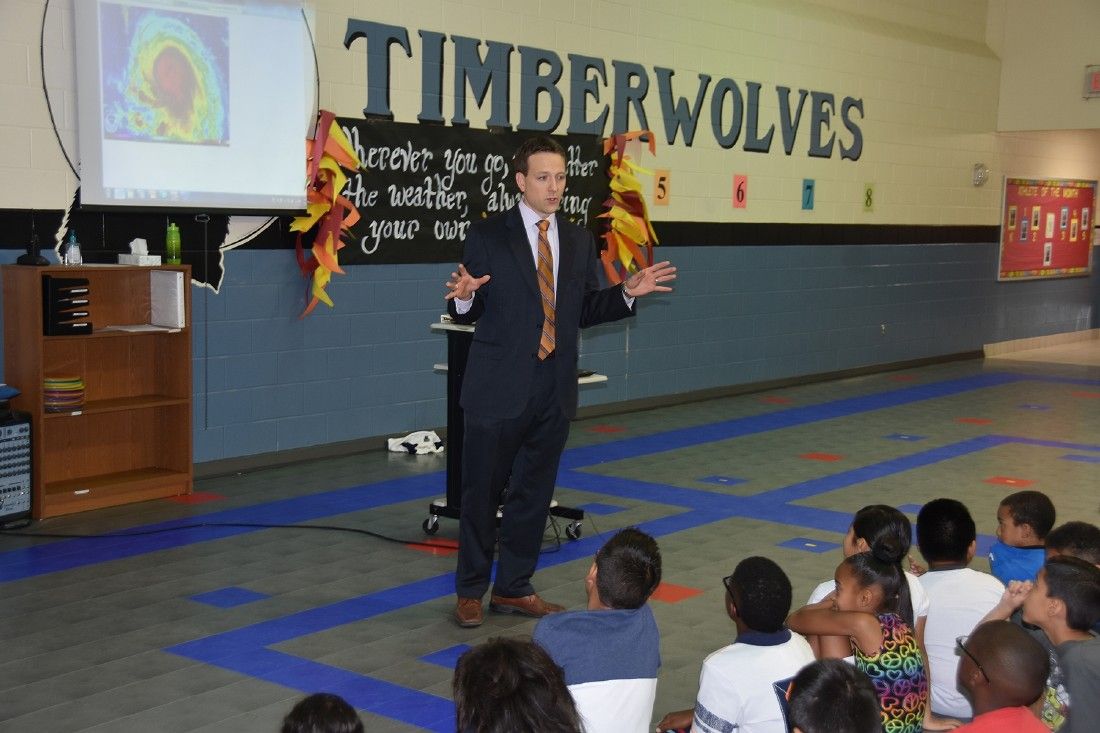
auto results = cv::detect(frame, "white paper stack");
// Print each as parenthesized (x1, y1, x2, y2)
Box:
(150, 270, 185, 328)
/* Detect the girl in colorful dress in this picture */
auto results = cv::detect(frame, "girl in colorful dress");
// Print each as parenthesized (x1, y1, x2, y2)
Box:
(788, 539, 929, 733)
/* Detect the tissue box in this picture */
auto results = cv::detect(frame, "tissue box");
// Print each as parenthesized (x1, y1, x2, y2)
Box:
(118, 254, 162, 266)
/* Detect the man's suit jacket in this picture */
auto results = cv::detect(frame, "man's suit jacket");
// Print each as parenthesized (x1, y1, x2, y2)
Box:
(448, 206, 634, 420)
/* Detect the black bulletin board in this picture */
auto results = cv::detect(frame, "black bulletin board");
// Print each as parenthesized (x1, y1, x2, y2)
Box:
(334, 120, 609, 264)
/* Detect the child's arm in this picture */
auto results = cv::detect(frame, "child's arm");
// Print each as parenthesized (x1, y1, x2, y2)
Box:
(979, 580, 1032, 624)
(655, 709, 693, 732)
(787, 601, 883, 656)
(801, 591, 852, 660)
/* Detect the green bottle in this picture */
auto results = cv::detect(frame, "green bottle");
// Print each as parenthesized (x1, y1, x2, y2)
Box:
(166, 223, 181, 265)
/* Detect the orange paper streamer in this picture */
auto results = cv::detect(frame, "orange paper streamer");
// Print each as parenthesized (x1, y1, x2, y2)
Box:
(290, 110, 362, 317)
(597, 131, 660, 285)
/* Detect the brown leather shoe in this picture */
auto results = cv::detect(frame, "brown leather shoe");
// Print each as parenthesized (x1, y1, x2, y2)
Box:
(489, 593, 565, 618)
(454, 597, 484, 628)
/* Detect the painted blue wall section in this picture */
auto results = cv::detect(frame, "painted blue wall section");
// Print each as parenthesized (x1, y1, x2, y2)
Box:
(0, 242, 1095, 464)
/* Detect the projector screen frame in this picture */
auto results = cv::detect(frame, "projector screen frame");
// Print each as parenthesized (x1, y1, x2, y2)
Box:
(66, 0, 318, 217)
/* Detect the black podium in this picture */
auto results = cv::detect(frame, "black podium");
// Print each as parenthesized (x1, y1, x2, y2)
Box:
(424, 321, 605, 540)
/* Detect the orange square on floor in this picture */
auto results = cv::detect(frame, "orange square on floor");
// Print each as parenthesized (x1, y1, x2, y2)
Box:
(165, 492, 224, 505)
(1071, 391, 1100, 399)
(406, 538, 459, 556)
(956, 417, 993, 425)
(800, 452, 843, 462)
(889, 374, 916, 382)
(983, 476, 1034, 487)
(760, 395, 793, 404)
(588, 425, 626, 433)
(650, 582, 705, 604)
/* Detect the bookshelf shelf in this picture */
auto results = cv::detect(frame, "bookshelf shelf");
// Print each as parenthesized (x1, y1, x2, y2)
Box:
(2, 264, 193, 518)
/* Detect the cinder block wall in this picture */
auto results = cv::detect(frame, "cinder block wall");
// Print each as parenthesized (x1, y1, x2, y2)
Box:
(1, 1, 1097, 464)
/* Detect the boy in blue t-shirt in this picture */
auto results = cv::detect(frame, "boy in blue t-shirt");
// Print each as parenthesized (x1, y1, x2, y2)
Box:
(533, 528, 662, 733)
(989, 490, 1055, 584)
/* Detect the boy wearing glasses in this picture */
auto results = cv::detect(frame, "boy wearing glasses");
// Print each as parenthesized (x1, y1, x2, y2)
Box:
(655, 556, 814, 733)
(953, 621, 1049, 732)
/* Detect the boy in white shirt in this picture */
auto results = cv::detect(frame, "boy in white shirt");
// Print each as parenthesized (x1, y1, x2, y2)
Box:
(655, 556, 815, 733)
(916, 498, 1005, 719)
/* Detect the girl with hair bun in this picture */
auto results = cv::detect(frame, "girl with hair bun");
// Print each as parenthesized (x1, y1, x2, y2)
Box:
(788, 538, 929, 733)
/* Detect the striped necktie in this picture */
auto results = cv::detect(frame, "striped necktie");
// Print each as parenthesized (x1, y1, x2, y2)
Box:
(536, 219, 555, 360)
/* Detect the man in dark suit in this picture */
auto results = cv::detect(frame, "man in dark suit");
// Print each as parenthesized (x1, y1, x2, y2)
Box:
(445, 135, 676, 627)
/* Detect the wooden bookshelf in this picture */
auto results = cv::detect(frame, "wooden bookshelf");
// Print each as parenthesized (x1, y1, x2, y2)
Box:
(1, 264, 193, 518)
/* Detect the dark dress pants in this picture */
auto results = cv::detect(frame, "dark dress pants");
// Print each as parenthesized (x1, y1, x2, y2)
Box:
(455, 357, 569, 599)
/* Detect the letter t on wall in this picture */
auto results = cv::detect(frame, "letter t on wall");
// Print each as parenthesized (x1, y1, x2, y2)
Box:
(345, 19, 412, 120)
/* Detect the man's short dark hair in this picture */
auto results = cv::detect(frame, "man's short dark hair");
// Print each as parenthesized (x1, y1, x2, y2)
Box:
(1000, 491, 1056, 539)
(788, 659, 881, 733)
(1044, 556, 1100, 631)
(512, 135, 566, 174)
(454, 637, 582, 733)
(727, 556, 793, 633)
(595, 528, 662, 609)
(1046, 521, 1100, 565)
(917, 498, 976, 563)
(281, 693, 364, 733)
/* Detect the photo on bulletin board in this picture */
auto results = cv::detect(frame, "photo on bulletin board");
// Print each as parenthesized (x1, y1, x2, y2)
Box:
(997, 177, 1098, 280)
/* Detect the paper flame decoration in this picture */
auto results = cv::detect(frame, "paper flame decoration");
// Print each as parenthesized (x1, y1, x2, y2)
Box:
(598, 131, 660, 284)
(290, 110, 362, 317)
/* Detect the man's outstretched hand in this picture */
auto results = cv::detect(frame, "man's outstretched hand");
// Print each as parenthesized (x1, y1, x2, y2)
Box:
(623, 260, 677, 298)
(445, 263, 491, 301)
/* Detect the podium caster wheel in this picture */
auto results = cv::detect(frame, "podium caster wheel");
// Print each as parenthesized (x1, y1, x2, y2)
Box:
(423, 516, 439, 535)
(566, 522, 582, 540)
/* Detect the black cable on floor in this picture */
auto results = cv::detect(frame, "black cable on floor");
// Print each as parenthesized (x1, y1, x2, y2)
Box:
(0, 521, 455, 550)
(0, 518, 570, 555)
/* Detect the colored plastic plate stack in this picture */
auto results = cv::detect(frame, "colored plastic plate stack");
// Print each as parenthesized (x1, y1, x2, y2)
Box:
(44, 375, 85, 412)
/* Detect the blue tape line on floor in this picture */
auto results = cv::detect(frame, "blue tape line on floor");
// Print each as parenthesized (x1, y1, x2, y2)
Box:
(575, 501, 628, 515)
(1062, 454, 1100, 463)
(190, 587, 270, 608)
(420, 644, 472, 669)
(698, 475, 748, 486)
(559, 373, 1026, 468)
(0, 473, 445, 582)
(778, 537, 842, 553)
(6, 370, 1100, 731)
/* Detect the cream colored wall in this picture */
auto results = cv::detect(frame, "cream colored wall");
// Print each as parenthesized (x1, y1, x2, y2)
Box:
(2, 0, 1094, 227)
(996, 129, 1100, 181)
(0, 0, 78, 210)
(316, 0, 1006, 225)
(989, 0, 1100, 132)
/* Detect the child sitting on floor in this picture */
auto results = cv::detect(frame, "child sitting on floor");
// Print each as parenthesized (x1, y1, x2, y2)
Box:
(655, 556, 815, 733)
(953, 621, 1049, 733)
(916, 498, 1005, 720)
(1019, 557, 1100, 732)
(988, 490, 1055, 584)
(532, 528, 661, 733)
(786, 658, 882, 733)
(805, 505, 930, 661)
(1045, 521, 1100, 566)
(788, 538, 929, 733)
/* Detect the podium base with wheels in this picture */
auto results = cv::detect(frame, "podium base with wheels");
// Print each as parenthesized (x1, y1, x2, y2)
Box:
(422, 497, 583, 540)
(425, 321, 599, 542)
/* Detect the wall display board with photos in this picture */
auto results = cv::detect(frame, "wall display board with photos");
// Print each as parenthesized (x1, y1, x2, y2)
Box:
(998, 177, 1097, 280)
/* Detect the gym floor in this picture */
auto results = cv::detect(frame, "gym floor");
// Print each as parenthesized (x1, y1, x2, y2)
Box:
(2, 344, 1098, 732)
